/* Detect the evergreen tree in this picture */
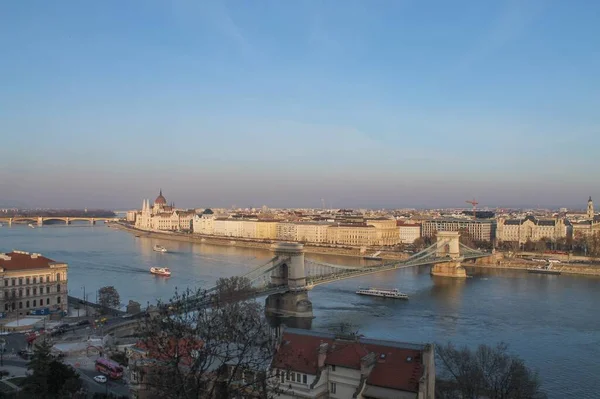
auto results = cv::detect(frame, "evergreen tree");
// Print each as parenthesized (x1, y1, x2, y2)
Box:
(22, 340, 82, 398)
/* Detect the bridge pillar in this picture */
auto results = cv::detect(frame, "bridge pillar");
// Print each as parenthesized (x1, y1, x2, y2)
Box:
(90, 218, 96, 225)
(65, 218, 70, 225)
(432, 231, 467, 278)
(8, 218, 12, 227)
(37, 217, 43, 226)
(265, 242, 313, 320)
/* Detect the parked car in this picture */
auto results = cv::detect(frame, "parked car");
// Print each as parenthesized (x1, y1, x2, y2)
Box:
(93, 375, 107, 384)
(18, 350, 34, 360)
(76, 320, 90, 326)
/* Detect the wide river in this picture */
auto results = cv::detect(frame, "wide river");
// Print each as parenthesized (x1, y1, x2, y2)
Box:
(1, 224, 599, 398)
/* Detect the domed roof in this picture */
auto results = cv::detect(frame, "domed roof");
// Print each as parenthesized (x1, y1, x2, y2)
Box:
(154, 189, 167, 205)
(203, 208, 214, 215)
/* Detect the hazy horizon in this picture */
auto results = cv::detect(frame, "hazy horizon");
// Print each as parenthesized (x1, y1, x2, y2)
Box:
(2, 1, 599, 210)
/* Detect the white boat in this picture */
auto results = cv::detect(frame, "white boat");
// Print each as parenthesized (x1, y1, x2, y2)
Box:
(153, 245, 167, 253)
(356, 287, 408, 299)
(28, 224, 35, 229)
(150, 267, 171, 277)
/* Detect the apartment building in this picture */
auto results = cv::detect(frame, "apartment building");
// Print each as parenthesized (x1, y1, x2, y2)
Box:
(0, 251, 68, 315)
(422, 218, 495, 242)
(272, 328, 435, 399)
(397, 222, 421, 244)
(276, 222, 298, 242)
(296, 222, 330, 244)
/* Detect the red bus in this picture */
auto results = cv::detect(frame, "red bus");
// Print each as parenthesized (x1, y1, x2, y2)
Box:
(95, 358, 124, 379)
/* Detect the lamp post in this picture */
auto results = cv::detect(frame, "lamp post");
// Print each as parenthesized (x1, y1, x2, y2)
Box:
(82, 286, 86, 317)
(0, 338, 5, 366)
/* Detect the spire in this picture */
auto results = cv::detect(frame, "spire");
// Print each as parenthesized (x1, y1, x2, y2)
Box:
(160, 188, 162, 196)
(589, 196, 593, 202)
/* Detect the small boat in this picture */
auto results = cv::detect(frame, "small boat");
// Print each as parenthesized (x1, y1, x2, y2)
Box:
(150, 267, 171, 277)
(363, 251, 382, 261)
(527, 264, 561, 275)
(28, 224, 35, 229)
(356, 287, 408, 299)
(153, 245, 167, 253)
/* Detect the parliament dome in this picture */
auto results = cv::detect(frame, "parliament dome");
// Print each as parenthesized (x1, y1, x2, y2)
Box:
(154, 189, 167, 205)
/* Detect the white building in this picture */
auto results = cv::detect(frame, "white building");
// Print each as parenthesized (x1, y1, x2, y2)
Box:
(398, 222, 421, 244)
(134, 190, 194, 232)
(276, 222, 298, 241)
(496, 215, 568, 244)
(192, 210, 216, 235)
(213, 218, 244, 237)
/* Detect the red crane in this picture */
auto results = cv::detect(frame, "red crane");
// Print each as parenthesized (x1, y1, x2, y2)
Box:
(466, 199, 478, 219)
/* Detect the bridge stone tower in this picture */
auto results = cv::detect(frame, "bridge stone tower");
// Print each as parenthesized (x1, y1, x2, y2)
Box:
(265, 243, 313, 320)
(431, 231, 467, 278)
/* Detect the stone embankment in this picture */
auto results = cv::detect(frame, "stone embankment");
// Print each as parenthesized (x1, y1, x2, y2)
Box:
(111, 223, 409, 260)
(470, 255, 600, 276)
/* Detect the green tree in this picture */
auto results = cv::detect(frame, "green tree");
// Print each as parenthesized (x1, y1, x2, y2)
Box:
(22, 340, 82, 398)
(98, 286, 121, 312)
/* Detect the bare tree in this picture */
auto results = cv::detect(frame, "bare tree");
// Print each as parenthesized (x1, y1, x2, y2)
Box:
(98, 286, 121, 312)
(132, 276, 282, 399)
(436, 342, 547, 399)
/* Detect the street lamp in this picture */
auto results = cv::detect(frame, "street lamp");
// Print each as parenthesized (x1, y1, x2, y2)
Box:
(0, 338, 5, 367)
(81, 286, 87, 317)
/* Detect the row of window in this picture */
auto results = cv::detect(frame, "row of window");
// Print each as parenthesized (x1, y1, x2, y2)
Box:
(3, 296, 61, 311)
(4, 284, 61, 299)
(281, 370, 308, 385)
(4, 273, 62, 287)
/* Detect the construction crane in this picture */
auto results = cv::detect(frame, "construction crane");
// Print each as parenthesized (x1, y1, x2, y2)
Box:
(466, 199, 478, 219)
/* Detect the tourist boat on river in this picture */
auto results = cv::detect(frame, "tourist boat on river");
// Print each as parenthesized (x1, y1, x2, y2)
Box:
(153, 245, 167, 253)
(527, 264, 561, 275)
(150, 267, 171, 277)
(356, 287, 408, 299)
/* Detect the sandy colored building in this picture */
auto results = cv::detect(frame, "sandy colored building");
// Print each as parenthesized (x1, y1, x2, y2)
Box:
(276, 222, 298, 241)
(366, 218, 400, 246)
(327, 224, 377, 247)
(0, 251, 68, 316)
(255, 221, 278, 240)
(422, 218, 495, 242)
(296, 222, 330, 244)
(135, 190, 194, 231)
(496, 216, 567, 244)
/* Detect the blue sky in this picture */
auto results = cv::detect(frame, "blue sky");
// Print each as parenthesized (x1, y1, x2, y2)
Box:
(1, 0, 599, 209)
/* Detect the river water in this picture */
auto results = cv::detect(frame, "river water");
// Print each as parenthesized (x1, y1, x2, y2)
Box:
(1, 223, 599, 398)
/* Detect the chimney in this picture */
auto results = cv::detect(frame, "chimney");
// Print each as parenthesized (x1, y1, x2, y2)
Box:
(31, 253, 39, 259)
(317, 342, 328, 368)
(360, 352, 376, 376)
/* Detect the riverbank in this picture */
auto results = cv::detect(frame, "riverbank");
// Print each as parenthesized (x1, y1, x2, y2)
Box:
(470, 257, 600, 277)
(111, 223, 409, 261)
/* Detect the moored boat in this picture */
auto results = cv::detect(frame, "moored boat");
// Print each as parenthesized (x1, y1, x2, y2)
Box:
(150, 267, 171, 277)
(527, 264, 561, 275)
(356, 287, 408, 299)
(153, 245, 167, 253)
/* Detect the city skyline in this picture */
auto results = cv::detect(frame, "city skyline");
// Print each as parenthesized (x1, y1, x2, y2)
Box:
(2, 1, 599, 209)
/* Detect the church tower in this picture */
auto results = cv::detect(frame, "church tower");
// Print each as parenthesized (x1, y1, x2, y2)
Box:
(588, 196, 594, 219)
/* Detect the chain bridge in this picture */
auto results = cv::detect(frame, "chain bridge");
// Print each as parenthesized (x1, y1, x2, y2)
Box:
(179, 231, 489, 320)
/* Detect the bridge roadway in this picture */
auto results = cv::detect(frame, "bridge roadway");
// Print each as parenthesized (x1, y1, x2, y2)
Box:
(0, 216, 119, 226)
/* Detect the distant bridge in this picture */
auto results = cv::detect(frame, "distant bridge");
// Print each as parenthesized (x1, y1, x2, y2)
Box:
(0, 216, 120, 226)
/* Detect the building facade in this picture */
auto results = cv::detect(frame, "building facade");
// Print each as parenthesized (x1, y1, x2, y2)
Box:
(366, 218, 400, 246)
(496, 216, 568, 244)
(422, 218, 495, 242)
(272, 328, 435, 399)
(0, 251, 68, 315)
(276, 223, 299, 242)
(296, 223, 330, 244)
(398, 222, 421, 244)
(327, 224, 377, 247)
(135, 190, 194, 232)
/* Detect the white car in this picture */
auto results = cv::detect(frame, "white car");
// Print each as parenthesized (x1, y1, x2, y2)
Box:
(93, 375, 107, 384)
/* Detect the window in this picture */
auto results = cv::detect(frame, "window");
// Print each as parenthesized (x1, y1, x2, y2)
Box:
(46, 276, 50, 283)
(291, 373, 296, 382)
(3, 292, 7, 299)
(57, 296, 61, 304)
(330, 382, 336, 394)
(46, 298, 50, 305)
(26, 301, 29, 308)
(26, 289, 30, 296)
(280, 371, 285, 383)
(33, 277, 36, 284)
(303, 374, 307, 384)
(33, 288, 37, 296)
(19, 289, 22, 297)
(331, 365, 336, 372)
(19, 302, 22, 309)
(25, 277, 29, 285)
(3, 304, 7, 311)
(56, 273, 60, 282)
(46, 287, 50, 294)
(3, 280, 7, 287)
(57, 284, 61, 293)
(33, 300, 36, 307)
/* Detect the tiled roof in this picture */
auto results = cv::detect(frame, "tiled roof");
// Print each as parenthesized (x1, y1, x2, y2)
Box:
(272, 329, 427, 393)
(0, 251, 62, 271)
(133, 338, 203, 367)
